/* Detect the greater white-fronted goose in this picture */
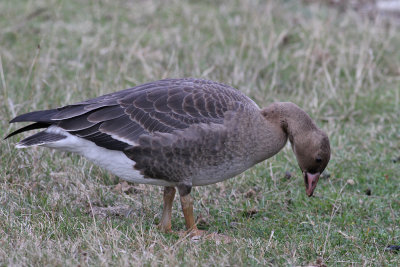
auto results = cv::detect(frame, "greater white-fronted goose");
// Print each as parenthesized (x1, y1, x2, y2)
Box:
(5, 78, 331, 236)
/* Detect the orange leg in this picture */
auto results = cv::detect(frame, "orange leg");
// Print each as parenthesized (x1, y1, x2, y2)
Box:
(158, 186, 176, 232)
(179, 191, 232, 242)
(180, 193, 207, 238)
(180, 193, 197, 231)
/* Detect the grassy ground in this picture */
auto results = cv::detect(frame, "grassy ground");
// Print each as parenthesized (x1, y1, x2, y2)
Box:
(0, 0, 399, 265)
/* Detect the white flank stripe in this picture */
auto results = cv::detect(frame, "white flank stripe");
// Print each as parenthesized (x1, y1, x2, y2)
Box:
(25, 126, 174, 186)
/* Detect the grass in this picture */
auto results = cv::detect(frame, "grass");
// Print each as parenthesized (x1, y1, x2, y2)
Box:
(0, 0, 399, 265)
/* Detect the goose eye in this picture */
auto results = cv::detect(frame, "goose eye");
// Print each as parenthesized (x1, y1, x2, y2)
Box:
(315, 157, 322, 163)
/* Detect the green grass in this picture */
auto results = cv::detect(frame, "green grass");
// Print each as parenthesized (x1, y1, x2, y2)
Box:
(1, 0, 399, 265)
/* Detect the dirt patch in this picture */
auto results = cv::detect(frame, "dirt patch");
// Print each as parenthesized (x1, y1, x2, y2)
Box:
(86, 204, 135, 218)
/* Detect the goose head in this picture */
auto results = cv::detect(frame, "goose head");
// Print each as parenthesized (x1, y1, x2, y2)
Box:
(261, 102, 331, 197)
(291, 129, 330, 197)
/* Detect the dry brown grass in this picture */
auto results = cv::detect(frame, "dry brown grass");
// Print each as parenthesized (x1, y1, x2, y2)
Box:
(0, 0, 399, 266)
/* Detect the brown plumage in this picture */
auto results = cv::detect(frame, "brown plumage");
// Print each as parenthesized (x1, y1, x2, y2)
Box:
(5, 78, 331, 236)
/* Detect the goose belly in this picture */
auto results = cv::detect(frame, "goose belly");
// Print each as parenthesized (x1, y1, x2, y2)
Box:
(192, 160, 254, 186)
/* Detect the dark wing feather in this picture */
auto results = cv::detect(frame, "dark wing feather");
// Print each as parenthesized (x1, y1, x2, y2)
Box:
(16, 131, 66, 147)
(7, 78, 258, 151)
(87, 106, 126, 122)
(69, 124, 128, 150)
(9, 109, 59, 123)
(4, 122, 50, 139)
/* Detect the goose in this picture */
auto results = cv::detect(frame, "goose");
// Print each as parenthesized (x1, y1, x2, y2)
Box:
(5, 78, 331, 236)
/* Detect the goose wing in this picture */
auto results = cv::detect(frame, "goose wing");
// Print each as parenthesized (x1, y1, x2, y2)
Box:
(7, 78, 258, 151)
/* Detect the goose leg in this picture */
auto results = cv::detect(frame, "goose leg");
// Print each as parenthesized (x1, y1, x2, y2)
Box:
(158, 186, 176, 232)
(178, 185, 232, 242)
(178, 184, 204, 237)
(180, 193, 197, 232)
